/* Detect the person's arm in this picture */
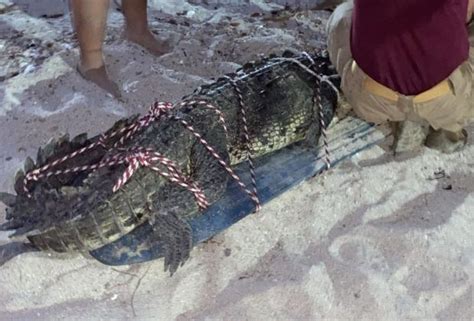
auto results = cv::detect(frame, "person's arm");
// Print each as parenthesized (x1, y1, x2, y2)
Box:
(467, 0, 474, 23)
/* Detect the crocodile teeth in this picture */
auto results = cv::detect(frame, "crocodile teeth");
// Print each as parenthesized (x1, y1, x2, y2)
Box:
(24, 157, 35, 173)
(0, 192, 16, 207)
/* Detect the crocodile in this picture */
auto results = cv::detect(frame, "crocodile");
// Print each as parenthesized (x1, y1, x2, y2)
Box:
(0, 51, 339, 274)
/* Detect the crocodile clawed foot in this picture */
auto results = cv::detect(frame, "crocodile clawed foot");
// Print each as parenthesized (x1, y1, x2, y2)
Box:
(149, 210, 193, 276)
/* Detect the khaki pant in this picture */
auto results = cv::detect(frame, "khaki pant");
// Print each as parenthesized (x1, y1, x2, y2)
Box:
(327, 1, 474, 132)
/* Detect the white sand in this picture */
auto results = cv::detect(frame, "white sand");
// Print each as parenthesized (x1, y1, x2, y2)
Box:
(0, 1, 472, 320)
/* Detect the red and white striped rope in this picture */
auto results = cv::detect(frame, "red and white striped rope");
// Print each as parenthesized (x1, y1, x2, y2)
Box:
(22, 53, 333, 213)
(176, 100, 229, 140)
(301, 52, 332, 170)
(315, 90, 331, 170)
(22, 97, 257, 213)
(112, 148, 209, 210)
(23, 101, 174, 195)
(224, 76, 261, 212)
(172, 114, 259, 206)
(113, 101, 174, 147)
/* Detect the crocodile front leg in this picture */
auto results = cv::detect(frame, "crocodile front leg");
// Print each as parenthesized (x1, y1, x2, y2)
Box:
(148, 208, 193, 275)
(147, 108, 231, 275)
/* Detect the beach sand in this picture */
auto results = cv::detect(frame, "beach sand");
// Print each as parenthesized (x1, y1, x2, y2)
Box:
(0, 1, 472, 320)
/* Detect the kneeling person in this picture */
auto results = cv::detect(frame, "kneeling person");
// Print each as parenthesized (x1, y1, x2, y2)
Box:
(327, 0, 474, 153)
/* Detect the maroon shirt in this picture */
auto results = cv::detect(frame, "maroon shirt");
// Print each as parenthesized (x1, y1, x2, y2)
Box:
(351, 0, 469, 95)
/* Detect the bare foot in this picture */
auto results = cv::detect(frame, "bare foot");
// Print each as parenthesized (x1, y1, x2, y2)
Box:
(77, 64, 122, 99)
(124, 29, 171, 56)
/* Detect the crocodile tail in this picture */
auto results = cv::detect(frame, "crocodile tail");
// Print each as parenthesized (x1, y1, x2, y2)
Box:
(0, 114, 139, 241)
(0, 130, 98, 236)
(14, 113, 139, 197)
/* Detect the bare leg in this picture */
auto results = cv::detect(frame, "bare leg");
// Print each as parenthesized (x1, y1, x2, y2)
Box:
(71, 0, 121, 98)
(122, 0, 171, 56)
(71, 0, 108, 70)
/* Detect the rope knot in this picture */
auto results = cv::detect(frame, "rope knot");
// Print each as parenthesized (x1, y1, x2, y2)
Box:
(112, 148, 210, 210)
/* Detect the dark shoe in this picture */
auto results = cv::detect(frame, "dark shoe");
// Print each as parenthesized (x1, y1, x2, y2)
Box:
(425, 128, 468, 153)
(390, 121, 430, 154)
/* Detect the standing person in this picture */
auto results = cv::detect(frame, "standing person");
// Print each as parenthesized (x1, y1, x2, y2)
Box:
(71, 0, 171, 98)
(326, 0, 474, 153)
